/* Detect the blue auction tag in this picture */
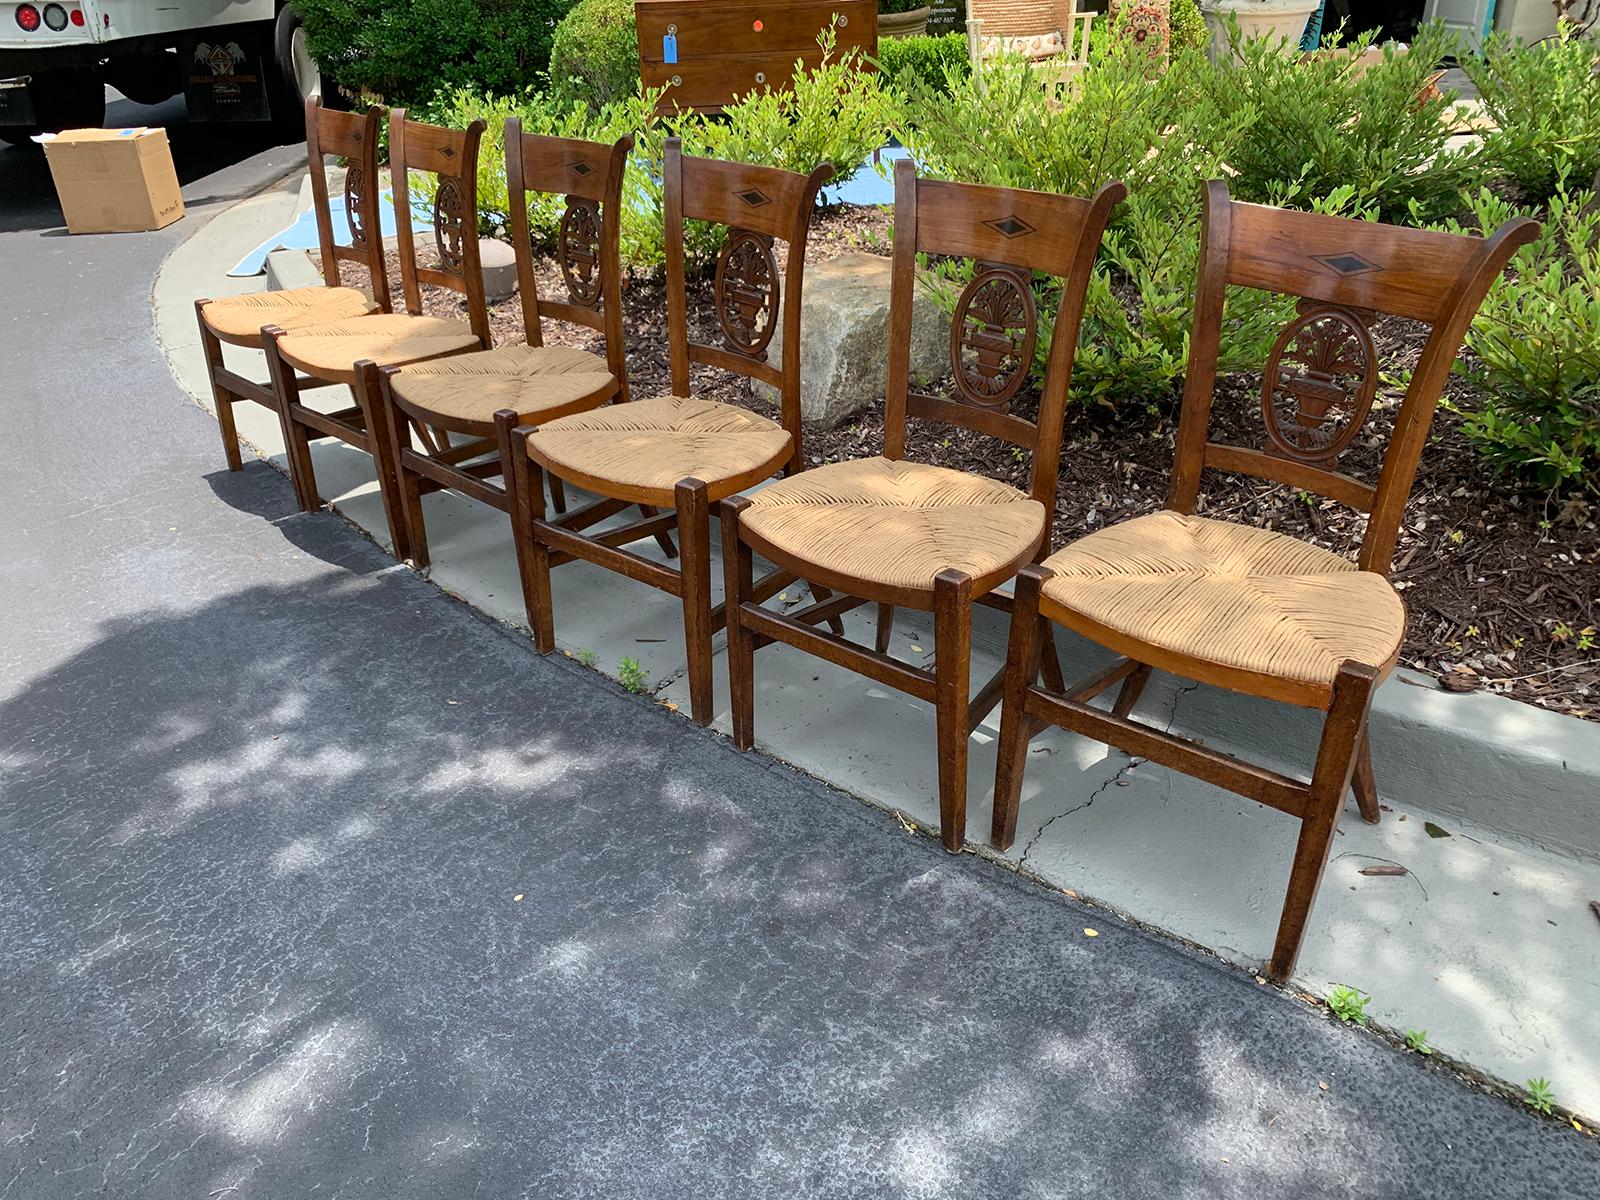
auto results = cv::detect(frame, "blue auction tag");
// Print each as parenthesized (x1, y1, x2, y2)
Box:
(663, 33, 677, 64)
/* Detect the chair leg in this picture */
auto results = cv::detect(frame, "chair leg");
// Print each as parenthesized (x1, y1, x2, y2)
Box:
(875, 603, 895, 654)
(1039, 624, 1066, 693)
(808, 583, 847, 637)
(721, 495, 756, 751)
(1351, 732, 1380, 824)
(497, 411, 555, 654)
(933, 569, 974, 853)
(261, 326, 318, 512)
(379, 373, 428, 572)
(675, 478, 714, 726)
(548, 472, 568, 515)
(195, 303, 243, 472)
(353, 361, 412, 565)
(1112, 662, 1153, 719)
(992, 566, 1048, 851)
(1267, 661, 1379, 985)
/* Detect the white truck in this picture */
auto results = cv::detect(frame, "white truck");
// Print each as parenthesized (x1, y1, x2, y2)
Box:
(1, 1, 322, 145)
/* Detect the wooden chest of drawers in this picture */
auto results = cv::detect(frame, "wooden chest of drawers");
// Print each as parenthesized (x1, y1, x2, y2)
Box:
(635, 0, 879, 113)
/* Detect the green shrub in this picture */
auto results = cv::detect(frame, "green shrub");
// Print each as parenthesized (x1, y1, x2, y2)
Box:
(295, 0, 578, 107)
(1464, 21, 1600, 203)
(1195, 22, 1485, 221)
(549, 0, 639, 112)
(875, 32, 970, 96)
(896, 44, 1279, 405)
(696, 29, 890, 181)
(1449, 188, 1600, 490)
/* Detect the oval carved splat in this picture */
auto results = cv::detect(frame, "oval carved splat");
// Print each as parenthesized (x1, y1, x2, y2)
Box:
(950, 264, 1037, 409)
(1261, 304, 1379, 465)
(343, 165, 368, 246)
(433, 177, 466, 271)
(558, 197, 603, 307)
(713, 230, 779, 357)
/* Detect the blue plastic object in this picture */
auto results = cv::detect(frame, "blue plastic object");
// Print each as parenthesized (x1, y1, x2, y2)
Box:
(228, 188, 429, 278)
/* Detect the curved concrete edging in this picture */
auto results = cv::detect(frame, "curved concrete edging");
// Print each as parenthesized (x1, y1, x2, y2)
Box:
(150, 175, 1600, 1123)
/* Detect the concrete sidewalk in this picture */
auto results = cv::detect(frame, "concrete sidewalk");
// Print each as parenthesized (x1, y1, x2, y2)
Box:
(150, 171, 1600, 1126)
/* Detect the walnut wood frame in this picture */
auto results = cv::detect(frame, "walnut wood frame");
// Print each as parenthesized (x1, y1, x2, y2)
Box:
(498, 139, 833, 726)
(261, 110, 491, 563)
(722, 160, 1125, 852)
(990, 181, 1539, 983)
(377, 125, 635, 573)
(194, 98, 388, 478)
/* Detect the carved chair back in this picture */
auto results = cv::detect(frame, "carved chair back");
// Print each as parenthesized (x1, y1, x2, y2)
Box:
(885, 160, 1123, 529)
(1170, 181, 1540, 576)
(304, 98, 390, 312)
(663, 137, 834, 475)
(505, 124, 633, 401)
(388, 111, 492, 348)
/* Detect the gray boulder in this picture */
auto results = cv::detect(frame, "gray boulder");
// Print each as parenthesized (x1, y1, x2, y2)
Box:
(752, 252, 948, 430)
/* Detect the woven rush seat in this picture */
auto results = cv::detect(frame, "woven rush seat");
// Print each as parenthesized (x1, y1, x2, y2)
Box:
(390, 345, 616, 436)
(275, 314, 480, 385)
(1039, 511, 1406, 704)
(201, 286, 379, 348)
(740, 456, 1047, 597)
(527, 395, 792, 506)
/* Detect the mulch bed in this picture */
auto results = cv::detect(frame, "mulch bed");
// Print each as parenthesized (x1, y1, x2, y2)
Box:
(389, 202, 1599, 720)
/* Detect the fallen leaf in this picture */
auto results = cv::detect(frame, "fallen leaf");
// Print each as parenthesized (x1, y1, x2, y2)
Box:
(910, 644, 924, 653)
(1360, 865, 1409, 877)
(513, 894, 524, 902)
(1424, 821, 1452, 839)
(1064, 889, 1079, 899)
(1318, 1082, 1329, 1091)
(1440, 672, 1481, 694)
(1083, 928, 1099, 937)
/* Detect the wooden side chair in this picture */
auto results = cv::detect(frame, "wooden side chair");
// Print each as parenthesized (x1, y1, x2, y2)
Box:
(194, 97, 389, 477)
(990, 181, 1538, 983)
(377, 124, 636, 572)
(496, 139, 834, 726)
(721, 160, 1124, 852)
(261, 111, 492, 562)
(966, 0, 1094, 90)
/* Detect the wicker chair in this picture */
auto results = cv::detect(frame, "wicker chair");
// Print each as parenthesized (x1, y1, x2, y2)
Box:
(377, 125, 642, 573)
(496, 139, 835, 726)
(260, 112, 492, 563)
(194, 98, 389, 479)
(990, 181, 1538, 983)
(966, 0, 1094, 89)
(721, 160, 1124, 852)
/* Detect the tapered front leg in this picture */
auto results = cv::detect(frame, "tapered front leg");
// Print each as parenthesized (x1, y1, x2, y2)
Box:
(260, 325, 318, 511)
(933, 569, 974, 853)
(378, 366, 428, 571)
(720, 494, 757, 751)
(675, 478, 713, 726)
(497, 411, 555, 653)
(195, 301, 243, 472)
(991, 566, 1049, 851)
(1351, 732, 1380, 824)
(354, 360, 412, 565)
(1268, 661, 1379, 984)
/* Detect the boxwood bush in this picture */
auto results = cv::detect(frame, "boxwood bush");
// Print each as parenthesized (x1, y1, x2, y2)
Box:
(549, 0, 640, 112)
(295, 0, 577, 107)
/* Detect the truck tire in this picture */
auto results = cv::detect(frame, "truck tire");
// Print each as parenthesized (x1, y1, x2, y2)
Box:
(26, 69, 105, 134)
(269, 4, 332, 130)
(104, 51, 182, 107)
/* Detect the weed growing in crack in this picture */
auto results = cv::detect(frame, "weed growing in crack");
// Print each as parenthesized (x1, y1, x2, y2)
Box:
(619, 656, 649, 694)
(1405, 1029, 1433, 1055)
(1526, 1077, 1556, 1115)
(576, 647, 597, 668)
(1327, 985, 1370, 1025)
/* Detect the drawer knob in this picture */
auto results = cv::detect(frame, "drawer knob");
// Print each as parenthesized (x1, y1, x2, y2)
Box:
(754, 71, 766, 84)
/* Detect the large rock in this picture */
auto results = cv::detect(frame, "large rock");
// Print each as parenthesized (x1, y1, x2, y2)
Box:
(752, 252, 948, 431)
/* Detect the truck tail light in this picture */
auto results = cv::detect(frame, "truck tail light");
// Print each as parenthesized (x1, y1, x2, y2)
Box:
(15, 4, 41, 31)
(69, 6, 81, 24)
(42, 3, 66, 30)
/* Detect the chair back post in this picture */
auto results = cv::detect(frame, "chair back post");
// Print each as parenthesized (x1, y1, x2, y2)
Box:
(506, 125, 635, 400)
(1168, 179, 1235, 514)
(661, 138, 834, 472)
(1028, 179, 1125, 508)
(884, 163, 1124, 530)
(1359, 216, 1539, 572)
(304, 98, 390, 311)
(388, 110, 492, 346)
(1168, 179, 1540, 576)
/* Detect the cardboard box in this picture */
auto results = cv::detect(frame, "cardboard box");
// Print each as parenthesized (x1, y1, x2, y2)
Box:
(38, 127, 185, 235)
